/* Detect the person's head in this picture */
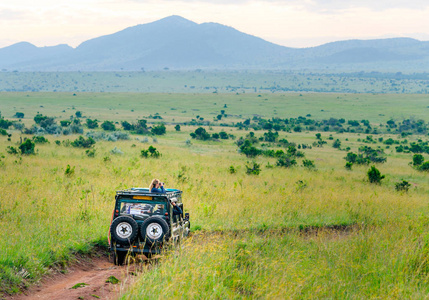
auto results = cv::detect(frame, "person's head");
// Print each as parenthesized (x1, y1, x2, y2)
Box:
(149, 178, 160, 190)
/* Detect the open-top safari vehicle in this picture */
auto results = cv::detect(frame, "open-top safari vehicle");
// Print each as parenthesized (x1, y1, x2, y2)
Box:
(108, 188, 190, 265)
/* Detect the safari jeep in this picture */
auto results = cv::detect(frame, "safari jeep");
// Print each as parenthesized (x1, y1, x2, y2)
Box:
(108, 188, 190, 265)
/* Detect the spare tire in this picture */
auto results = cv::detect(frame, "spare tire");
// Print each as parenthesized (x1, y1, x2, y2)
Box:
(140, 217, 170, 246)
(110, 216, 138, 245)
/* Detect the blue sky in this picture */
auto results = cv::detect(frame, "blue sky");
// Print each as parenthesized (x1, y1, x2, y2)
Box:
(1, 0, 428, 48)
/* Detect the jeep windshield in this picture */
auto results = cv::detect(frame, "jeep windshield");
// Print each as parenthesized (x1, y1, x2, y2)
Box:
(120, 201, 166, 217)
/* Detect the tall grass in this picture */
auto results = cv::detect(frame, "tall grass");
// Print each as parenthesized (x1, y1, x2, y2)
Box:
(1, 92, 429, 296)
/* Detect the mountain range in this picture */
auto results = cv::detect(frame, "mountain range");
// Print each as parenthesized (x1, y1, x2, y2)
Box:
(1, 15, 429, 72)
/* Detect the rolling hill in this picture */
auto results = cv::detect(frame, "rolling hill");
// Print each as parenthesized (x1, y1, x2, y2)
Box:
(1, 15, 428, 72)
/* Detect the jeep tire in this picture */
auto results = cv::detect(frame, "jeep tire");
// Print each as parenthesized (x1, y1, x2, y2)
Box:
(140, 217, 170, 246)
(110, 216, 138, 245)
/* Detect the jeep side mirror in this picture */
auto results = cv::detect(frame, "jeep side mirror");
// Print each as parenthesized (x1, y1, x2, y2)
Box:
(185, 213, 189, 220)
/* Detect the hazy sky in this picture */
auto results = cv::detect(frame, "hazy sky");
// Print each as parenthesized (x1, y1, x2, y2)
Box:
(1, 0, 429, 49)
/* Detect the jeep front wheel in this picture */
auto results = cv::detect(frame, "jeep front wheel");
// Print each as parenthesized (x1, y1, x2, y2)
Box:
(110, 216, 138, 245)
(140, 217, 170, 245)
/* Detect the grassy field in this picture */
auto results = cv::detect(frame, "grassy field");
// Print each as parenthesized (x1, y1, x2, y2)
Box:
(1, 92, 429, 298)
(1, 71, 429, 94)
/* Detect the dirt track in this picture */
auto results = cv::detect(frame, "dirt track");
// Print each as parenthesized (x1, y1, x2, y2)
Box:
(6, 254, 148, 300)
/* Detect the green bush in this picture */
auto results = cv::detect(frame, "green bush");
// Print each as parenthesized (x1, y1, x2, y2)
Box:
(302, 159, 316, 170)
(367, 165, 385, 184)
(19, 139, 35, 155)
(413, 154, 424, 166)
(64, 164, 75, 176)
(190, 127, 211, 140)
(229, 166, 236, 174)
(276, 156, 297, 168)
(85, 149, 96, 157)
(151, 124, 166, 135)
(395, 180, 411, 192)
(86, 119, 99, 129)
(418, 161, 429, 172)
(332, 139, 341, 148)
(245, 162, 261, 175)
(101, 121, 116, 131)
(6, 146, 18, 155)
(71, 136, 95, 148)
(32, 136, 49, 144)
(141, 146, 161, 158)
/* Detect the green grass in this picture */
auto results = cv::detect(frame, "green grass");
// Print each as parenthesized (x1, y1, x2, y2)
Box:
(1, 92, 429, 297)
(1, 92, 429, 127)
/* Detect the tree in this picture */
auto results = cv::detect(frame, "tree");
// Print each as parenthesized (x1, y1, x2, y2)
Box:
(175, 124, 181, 131)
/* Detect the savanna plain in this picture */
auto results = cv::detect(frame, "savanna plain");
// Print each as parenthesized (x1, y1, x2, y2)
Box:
(1, 92, 429, 299)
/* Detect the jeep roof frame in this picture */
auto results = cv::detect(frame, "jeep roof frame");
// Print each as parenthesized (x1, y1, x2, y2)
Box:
(115, 188, 182, 202)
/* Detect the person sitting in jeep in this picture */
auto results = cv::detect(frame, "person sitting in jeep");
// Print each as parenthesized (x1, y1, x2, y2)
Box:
(150, 178, 166, 193)
(171, 199, 182, 215)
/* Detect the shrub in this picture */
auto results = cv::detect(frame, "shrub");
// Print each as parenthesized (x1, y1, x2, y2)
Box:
(413, 154, 424, 166)
(0, 128, 7, 136)
(229, 166, 237, 174)
(302, 159, 316, 170)
(141, 146, 161, 158)
(110, 147, 123, 155)
(151, 124, 166, 135)
(240, 140, 261, 157)
(175, 124, 181, 131)
(6, 146, 18, 155)
(276, 156, 297, 168)
(0, 118, 12, 129)
(14, 112, 24, 118)
(19, 139, 35, 155)
(345, 162, 353, 170)
(190, 127, 211, 140)
(418, 161, 429, 172)
(101, 121, 116, 131)
(32, 136, 49, 144)
(332, 139, 341, 148)
(71, 136, 95, 148)
(245, 162, 261, 175)
(64, 164, 75, 176)
(86, 119, 98, 129)
(219, 131, 228, 139)
(85, 149, 96, 157)
(395, 180, 411, 192)
(12, 122, 25, 131)
(367, 165, 385, 184)
(122, 121, 133, 131)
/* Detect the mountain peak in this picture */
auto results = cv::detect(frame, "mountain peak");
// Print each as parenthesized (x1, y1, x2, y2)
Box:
(152, 15, 197, 26)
